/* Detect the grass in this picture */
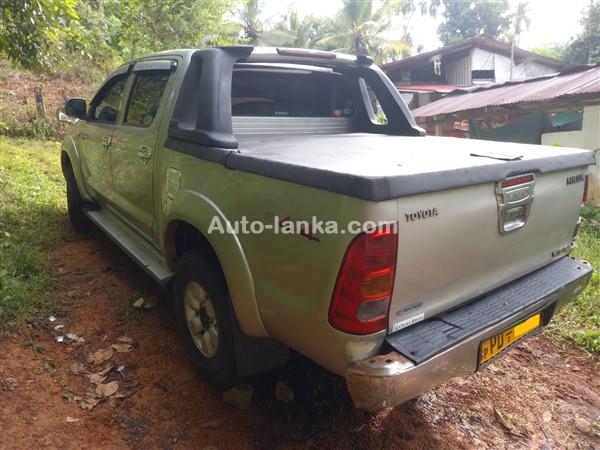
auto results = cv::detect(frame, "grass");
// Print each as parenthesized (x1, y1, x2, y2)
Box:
(0, 136, 66, 328)
(548, 218, 600, 353)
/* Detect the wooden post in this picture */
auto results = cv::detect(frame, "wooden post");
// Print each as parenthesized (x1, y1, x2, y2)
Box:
(34, 87, 46, 119)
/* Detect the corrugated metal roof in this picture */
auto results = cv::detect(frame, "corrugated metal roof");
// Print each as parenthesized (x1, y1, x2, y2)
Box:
(383, 35, 568, 74)
(412, 64, 600, 119)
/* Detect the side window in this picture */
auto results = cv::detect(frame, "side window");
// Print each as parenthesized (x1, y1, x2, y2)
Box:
(124, 71, 169, 128)
(92, 75, 128, 124)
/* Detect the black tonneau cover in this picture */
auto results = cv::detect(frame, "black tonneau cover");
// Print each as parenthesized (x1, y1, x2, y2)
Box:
(168, 133, 595, 201)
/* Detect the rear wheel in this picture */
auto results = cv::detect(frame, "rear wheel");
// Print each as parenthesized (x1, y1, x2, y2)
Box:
(174, 252, 237, 388)
(64, 163, 91, 232)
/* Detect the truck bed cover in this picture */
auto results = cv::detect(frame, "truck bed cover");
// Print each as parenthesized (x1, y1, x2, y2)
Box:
(221, 134, 594, 201)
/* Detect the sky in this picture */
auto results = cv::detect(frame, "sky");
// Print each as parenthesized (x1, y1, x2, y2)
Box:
(260, 0, 590, 54)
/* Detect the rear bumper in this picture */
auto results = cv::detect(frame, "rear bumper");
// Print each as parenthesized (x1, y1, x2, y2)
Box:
(346, 257, 593, 412)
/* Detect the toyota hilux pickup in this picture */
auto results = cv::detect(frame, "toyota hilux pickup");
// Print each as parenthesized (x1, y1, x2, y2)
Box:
(60, 47, 595, 412)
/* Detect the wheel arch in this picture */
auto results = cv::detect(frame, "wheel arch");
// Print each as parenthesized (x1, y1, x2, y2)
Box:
(61, 135, 93, 201)
(162, 198, 267, 338)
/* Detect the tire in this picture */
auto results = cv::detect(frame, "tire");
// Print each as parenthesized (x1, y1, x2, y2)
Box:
(174, 252, 237, 389)
(64, 163, 91, 232)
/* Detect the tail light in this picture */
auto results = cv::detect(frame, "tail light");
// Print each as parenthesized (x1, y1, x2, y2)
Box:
(329, 227, 398, 335)
(501, 174, 535, 189)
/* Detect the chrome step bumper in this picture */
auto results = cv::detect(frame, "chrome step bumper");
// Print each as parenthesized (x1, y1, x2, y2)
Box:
(346, 257, 593, 412)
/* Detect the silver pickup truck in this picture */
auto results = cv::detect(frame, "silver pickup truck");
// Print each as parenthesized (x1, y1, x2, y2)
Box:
(61, 47, 595, 411)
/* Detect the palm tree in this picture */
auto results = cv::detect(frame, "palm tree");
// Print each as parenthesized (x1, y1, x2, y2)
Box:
(241, 0, 263, 45)
(509, 1, 531, 80)
(260, 11, 331, 48)
(317, 0, 412, 63)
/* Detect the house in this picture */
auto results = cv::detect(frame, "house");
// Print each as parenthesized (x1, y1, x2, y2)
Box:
(410, 64, 600, 205)
(382, 35, 569, 109)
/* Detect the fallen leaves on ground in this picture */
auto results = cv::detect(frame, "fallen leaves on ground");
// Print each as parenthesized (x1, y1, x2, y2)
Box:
(88, 365, 113, 385)
(70, 362, 87, 375)
(111, 343, 132, 353)
(0, 377, 18, 391)
(132, 298, 145, 308)
(87, 348, 114, 365)
(96, 381, 119, 398)
(222, 384, 253, 410)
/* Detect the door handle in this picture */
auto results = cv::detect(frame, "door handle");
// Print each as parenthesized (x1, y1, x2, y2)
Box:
(102, 135, 112, 150)
(137, 146, 152, 163)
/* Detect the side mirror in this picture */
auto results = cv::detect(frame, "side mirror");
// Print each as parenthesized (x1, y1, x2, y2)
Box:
(65, 98, 87, 119)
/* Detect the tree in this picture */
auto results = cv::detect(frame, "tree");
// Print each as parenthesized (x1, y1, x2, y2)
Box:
(0, 0, 80, 71)
(260, 11, 331, 48)
(530, 44, 566, 61)
(437, 0, 511, 44)
(317, 0, 413, 63)
(240, 0, 263, 45)
(103, 0, 241, 60)
(509, 1, 531, 79)
(563, 0, 600, 64)
(0, 0, 243, 73)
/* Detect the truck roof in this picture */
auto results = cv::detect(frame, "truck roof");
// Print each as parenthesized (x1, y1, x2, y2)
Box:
(126, 47, 364, 68)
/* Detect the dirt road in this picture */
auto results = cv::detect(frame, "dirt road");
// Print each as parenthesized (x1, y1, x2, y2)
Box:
(1, 223, 599, 449)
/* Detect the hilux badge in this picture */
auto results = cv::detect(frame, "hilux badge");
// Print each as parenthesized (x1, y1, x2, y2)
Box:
(566, 174, 584, 185)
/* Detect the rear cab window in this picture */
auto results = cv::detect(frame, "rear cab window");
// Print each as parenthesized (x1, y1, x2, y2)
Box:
(231, 66, 354, 118)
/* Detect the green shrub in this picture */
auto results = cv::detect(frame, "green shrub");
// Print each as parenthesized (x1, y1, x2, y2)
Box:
(0, 117, 55, 139)
(548, 220, 600, 353)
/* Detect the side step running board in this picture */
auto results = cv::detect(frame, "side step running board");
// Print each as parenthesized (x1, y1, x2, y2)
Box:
(86, 209, 174, 286)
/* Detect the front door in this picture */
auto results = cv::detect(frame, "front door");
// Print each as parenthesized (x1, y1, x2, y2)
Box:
(110, 65, 171, 238)
(79, 72, 129, 202)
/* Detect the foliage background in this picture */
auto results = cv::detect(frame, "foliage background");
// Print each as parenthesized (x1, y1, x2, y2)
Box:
(0, 0, 598, 141)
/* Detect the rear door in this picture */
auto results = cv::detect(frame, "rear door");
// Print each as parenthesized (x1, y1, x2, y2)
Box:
(109, 61, 173, 238)
(79, 69, 129, 202)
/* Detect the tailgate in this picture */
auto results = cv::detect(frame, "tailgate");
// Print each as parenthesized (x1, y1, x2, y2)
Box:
(388, 167, 587, 333)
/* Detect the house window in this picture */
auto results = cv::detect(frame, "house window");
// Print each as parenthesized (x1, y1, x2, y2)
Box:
(472, 70, 495, 83)
(549, 110, 583, 132)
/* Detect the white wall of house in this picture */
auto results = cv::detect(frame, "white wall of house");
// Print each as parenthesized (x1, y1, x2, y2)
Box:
(515, 60, 559, 80)
(471, 48, 495, 70)
(469, 47, 559, 84)
(542, 104, 600, 205)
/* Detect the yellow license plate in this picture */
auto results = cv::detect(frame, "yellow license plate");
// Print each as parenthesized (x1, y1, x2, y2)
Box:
(479, 313, 541, 364)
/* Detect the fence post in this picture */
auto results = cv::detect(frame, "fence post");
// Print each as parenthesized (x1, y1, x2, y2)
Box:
(34, 87, 46, 119)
